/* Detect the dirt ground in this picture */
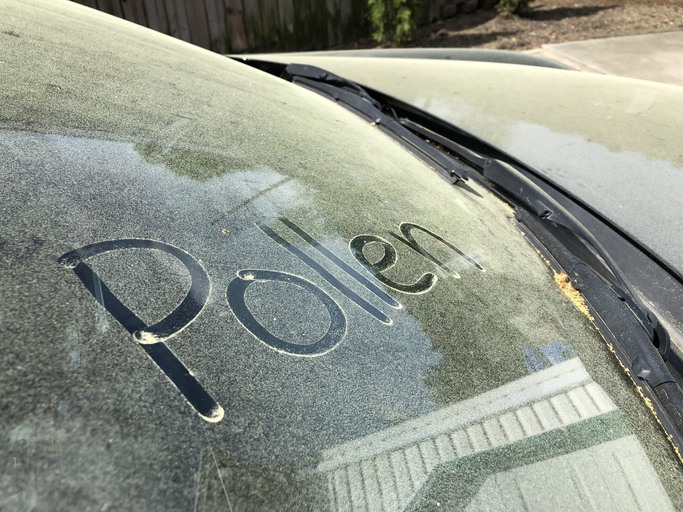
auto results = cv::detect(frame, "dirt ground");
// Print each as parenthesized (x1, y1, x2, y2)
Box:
(339, 0, 683, 51)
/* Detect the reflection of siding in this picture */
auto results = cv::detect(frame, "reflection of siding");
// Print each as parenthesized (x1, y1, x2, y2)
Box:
(70, 0, 494, 54)
(316, 358, 668, 512)
(465, 435, 673, 512)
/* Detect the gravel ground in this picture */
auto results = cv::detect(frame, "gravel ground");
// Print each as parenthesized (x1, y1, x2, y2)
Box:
(338, 0, 683, 51)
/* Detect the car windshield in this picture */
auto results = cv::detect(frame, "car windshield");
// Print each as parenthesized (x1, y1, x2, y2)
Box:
(2, 1, 683, 510)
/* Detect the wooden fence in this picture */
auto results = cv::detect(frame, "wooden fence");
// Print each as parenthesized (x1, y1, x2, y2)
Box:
(71, 0, 495, 54)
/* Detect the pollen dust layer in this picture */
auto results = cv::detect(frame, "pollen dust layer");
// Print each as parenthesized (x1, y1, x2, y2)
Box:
(554, 272, 594, 321)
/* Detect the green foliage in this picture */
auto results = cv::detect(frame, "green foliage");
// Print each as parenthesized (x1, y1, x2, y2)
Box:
(367, 0, 422, 45)
(495, 0, 534, 17)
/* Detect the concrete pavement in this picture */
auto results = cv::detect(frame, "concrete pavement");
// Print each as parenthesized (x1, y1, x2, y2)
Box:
(526, 31, 683, 87)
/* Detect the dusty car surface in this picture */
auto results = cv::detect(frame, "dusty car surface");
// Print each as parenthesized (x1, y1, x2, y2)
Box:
(2, 0, 683, 511)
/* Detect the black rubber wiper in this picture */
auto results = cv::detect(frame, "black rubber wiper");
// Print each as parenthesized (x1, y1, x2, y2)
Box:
(432, 141, 679, 398)
(281, 64, 469, 183)
(247, 60, 668, 337)
(234, 58, 683, 449)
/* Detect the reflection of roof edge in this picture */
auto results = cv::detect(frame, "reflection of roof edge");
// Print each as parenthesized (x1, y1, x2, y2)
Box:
(406, 411, 631, 512)
(317, 357, 609, 473)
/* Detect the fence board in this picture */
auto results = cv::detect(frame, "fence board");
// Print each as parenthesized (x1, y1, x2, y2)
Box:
(103, 0, 125, 17)
(241, 0, 261, 49)
(142, 0, 169, 32)
(75, 0, 100, 8)
(120, 0, 140, 23)
(132, 0, 149, 25)
(166, 0, 192, 41)
(204, 0, 227, 53)
(224, 0, 248, 51)
(176, 0, 193, 41)
(325, 0, 336, 47)
(91, 0, 111, 13)
(73, 0, 481, 53)
(163, 0, 180, 37)
(259, 0, 280, 49)
(185, 0, 211, 48)
(277, 0, 294, 38)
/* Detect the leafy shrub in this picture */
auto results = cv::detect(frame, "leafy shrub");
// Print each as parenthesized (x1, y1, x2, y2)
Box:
(367, 0, 423, 44)
(496, 0, 534, 17)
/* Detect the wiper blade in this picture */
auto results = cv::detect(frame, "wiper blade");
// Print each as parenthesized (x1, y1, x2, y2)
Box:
(282, 64, 469, 182)
(281, 64, 383, 110)
(275, 62, 663, 340)
(465, 147, 679, 391)
(399, 119, 489, 170)
(478, 159, 674, 351)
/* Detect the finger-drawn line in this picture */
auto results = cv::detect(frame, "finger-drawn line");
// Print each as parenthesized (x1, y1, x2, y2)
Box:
(257, 223, 393, 325)
(349, 234, 437, 295)
(278, 217, 402, 309)
(391, 223, 485, 276)
(59, 239, 210, 343)
(58, 239, 222, 422)
(211, 177, 293, 225)
(227, 269, 347, 356)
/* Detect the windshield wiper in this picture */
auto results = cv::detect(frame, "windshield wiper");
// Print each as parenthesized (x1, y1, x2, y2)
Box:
(280, 64, 470, 183)
(275, 67, 644, 289)
(235, 58, 683, 449)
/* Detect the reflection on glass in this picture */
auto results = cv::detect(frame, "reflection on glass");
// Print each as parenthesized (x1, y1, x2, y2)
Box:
(315, 358, 672, 512)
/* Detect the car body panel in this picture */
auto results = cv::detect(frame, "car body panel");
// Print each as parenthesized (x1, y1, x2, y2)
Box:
(240, 48, 575, 69)
(2, 1, 683, 510)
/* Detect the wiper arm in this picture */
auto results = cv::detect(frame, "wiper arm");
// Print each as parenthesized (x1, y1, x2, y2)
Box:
(517, 206, 683, 436)
(276, 62, 667, 344)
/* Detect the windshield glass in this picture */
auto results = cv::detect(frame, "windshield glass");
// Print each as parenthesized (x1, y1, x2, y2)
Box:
(2, 1, 683, 510)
